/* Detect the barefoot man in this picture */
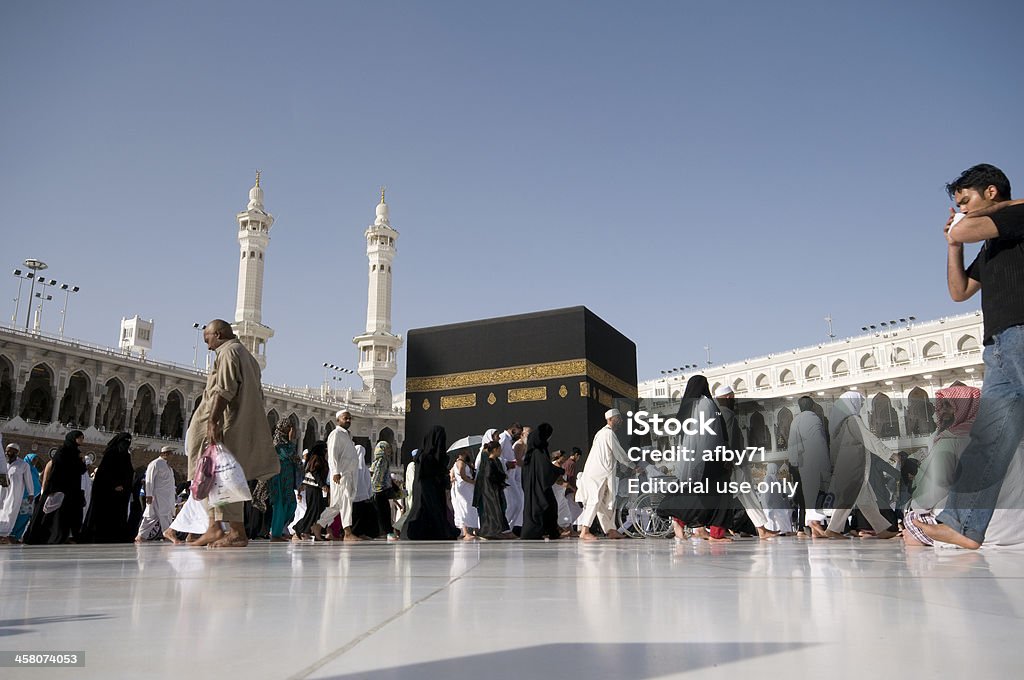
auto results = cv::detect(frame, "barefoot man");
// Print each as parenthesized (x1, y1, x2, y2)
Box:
(187, 319, 278, 548)
(576, 409, 631, 541)
(312, 410, 363, 542)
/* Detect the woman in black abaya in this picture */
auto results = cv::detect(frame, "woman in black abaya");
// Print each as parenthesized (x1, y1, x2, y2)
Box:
(520, 423, 562, 540)
(81, 432, 135, 543)
(472, 441, 512, 539)
(404, 426, 459, 540)
(23, 430, 87, 544)
(657, 376, 734, 541)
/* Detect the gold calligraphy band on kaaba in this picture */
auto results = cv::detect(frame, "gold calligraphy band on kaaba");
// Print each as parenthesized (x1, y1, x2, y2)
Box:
(440, 393, 477, 409)
(406, 358, 637, 400)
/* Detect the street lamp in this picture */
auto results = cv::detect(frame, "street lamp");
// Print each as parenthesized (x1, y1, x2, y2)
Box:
(21, 259, 47, 329)
(32, 290, 54, 332)
(192, 323, 207, 367)
(11, 268, 33, 328)
(58, 283, 80, 337)
(322, 362, 355, 398)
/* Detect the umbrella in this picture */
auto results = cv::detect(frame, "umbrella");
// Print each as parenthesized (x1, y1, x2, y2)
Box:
(447, 435, 484, 452)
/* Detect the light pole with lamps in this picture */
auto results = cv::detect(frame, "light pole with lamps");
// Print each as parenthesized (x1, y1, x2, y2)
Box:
(10, 268, 34, 328)
(322, 362, 355, 399)
(21, 259, 47, 330)
(192, 323, 207, 368)
(32, 279, 56, 332)
(58, 283, 80, 337)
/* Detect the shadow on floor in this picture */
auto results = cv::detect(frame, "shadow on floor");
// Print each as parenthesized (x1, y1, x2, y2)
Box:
(0, 614, 112, 638)
(319, 641, 813, 679)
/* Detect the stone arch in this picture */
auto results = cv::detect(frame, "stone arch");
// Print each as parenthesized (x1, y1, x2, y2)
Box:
(0, 354, 15, 418)
(710, 382, 723, 395)
(324, 419, 336, 437)
(779, 369, 795, 385)
(378, 426, 397, 467)
(755, 374, 770, 389)
(193, 395, 203, 414)
(804, 364, 820, 380)
(831, 359, 849, 376)
(97, 377, 127, 431)
(905, 386, 935, 437)
(957, 334, 980, 352)
(860, 353, 877, 370)
(775, 407, 794, 450)
(58, 370, 92, 427)
(922, 341, 943, 359)
(133, 383, 158, 436)
(160, 389, 185, 438)
(303, 416, 319, 452)
(671, 390, 681, 399)
(19, 363, 55, 422)
(869, 393, 900, 438)
(267, 408, 280, 436)
(748, 411, 770, 449)
(892, 347, 910, 364)
(733, 378, 747, 394)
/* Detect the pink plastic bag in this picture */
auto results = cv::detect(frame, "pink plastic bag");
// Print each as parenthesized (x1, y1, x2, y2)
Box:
(190, 443, 218, 501)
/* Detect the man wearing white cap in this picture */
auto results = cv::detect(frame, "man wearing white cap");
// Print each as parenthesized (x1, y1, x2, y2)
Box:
(715, 386, 777, 539)
(313, 410, 362, 541)
(576, 409, 632, 541)
(136, 446, 178, 542)
(0, 443, 35, 544)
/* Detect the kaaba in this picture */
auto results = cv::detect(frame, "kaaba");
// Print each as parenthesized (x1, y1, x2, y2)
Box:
(403, 306, 637, 459)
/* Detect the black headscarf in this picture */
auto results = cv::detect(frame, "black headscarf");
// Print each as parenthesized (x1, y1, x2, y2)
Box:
(521, 423, 561, 539)
(48, 430, 86, 493)
(418, 426, 448, 481)
(305, 440, 328, 476)
(677, 375, 713, 421)
(94, 432, 134, 493)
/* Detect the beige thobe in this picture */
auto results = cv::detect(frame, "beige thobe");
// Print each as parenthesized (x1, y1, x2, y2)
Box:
(186, 338, 276, 522)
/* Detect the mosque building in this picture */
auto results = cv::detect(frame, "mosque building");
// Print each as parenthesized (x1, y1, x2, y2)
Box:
(0, 174, 404, 467)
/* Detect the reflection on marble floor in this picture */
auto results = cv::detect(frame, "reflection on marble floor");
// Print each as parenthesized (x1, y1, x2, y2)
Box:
(1, 539, 1022, 679)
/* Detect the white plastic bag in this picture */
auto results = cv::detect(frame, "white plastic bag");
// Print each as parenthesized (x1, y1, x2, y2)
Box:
(207, 444, 253, 507)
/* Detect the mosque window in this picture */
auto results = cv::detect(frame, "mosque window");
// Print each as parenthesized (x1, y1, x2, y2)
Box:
(804, 364, 821, 380)
(922, 342, 943, 359)
(242, 252, 246, 259)
(258, 253, 262, 260)
(779, 369, 795, 384)
(956, 335, 979, 352)
(250, 251, 255, 258)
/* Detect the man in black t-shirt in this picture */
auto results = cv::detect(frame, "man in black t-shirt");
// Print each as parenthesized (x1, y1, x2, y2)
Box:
(916, 164, 1024, 548)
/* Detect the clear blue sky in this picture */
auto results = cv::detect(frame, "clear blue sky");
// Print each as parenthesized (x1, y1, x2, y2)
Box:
(3, 1, 1022, 392)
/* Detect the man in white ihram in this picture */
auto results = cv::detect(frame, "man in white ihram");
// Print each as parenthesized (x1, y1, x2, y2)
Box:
(136, 446, 178, 542)
(313, 410, 363, 542)
(576, 409, 632, 541)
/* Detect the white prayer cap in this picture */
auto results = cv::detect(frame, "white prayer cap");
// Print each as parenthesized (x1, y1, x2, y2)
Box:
(604, 408, 621, 420)
(335, 409, 350, 419)
(714, 385, 735, 398)
(5, 442, 19, 452)
(160, 445, 178, 454)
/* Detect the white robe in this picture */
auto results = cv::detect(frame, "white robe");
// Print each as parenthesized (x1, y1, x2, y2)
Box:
(0, 458, 34, 536)
(81, 472, 93, 518)
(450, 460, 479, 529)
(576, 426, 630, 530)
(354, 445, 372, 503)
(318, 426, 359, 528)
(787, 410, 831, 522)
(500, 430, 524, 528)
(137, 457, 176, 539)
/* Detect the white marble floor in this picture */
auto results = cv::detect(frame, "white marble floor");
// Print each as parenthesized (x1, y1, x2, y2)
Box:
(1, 538, 1022, 679)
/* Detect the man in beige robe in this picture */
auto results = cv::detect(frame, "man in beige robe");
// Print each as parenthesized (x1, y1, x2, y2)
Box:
(187, 319, 277, 548)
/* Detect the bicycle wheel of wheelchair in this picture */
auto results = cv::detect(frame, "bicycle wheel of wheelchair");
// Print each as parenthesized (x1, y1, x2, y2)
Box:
(633, 494, 674, 538)
(615, 498, 646, 538)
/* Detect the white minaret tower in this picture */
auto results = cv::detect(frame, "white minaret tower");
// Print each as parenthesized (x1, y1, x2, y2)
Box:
(232, 170, 275, 370)
(353, 188, 403, 406)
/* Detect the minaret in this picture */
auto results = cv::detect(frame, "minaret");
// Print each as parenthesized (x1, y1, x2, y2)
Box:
(232, 170, 275, 370)
(353, 188, 403, 406)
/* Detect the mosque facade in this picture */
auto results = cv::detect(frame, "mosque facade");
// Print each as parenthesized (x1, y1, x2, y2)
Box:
(0, 175, 405, 464)
(637, 312, 985, 461)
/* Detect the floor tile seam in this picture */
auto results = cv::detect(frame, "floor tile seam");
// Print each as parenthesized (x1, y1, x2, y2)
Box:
(284, 558, 483, 680)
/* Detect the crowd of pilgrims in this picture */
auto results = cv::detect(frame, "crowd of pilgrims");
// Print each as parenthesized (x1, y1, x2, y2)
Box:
(2, 373, 1022, 547)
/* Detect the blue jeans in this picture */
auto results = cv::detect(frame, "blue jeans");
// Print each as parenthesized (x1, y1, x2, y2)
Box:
(938, 324, 1024, 544)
